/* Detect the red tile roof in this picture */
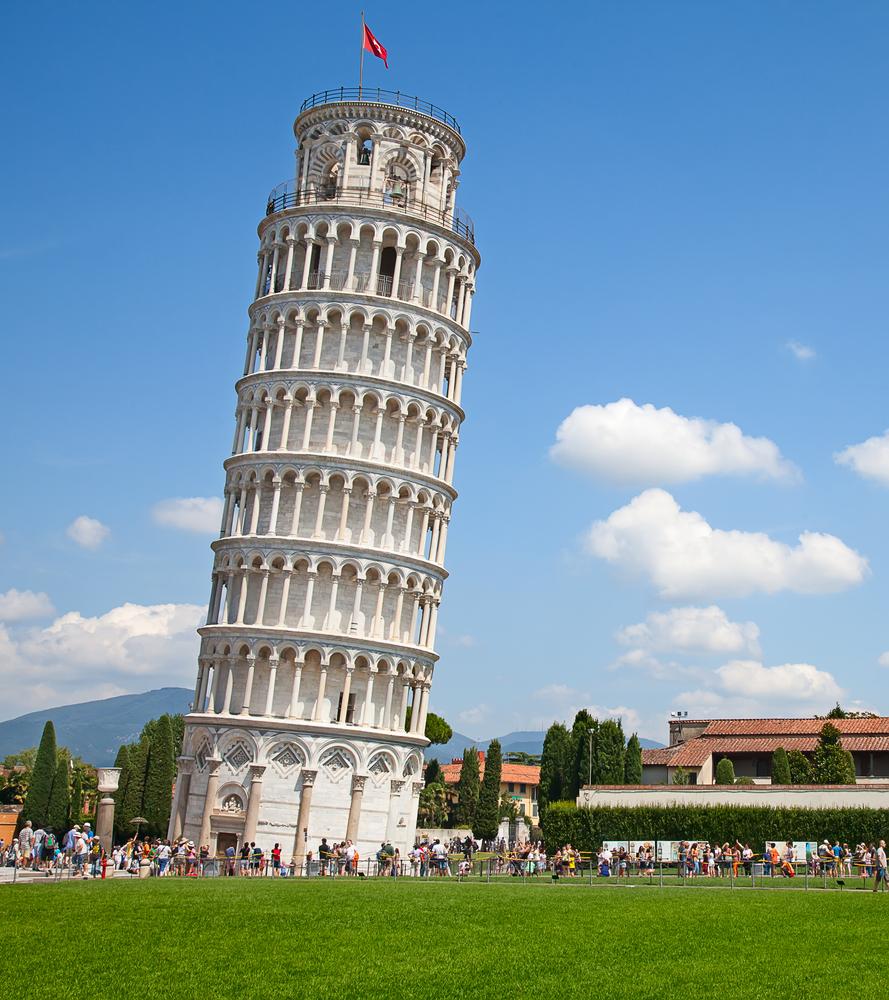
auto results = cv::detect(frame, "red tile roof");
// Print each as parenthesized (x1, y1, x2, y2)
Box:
(699, 718, 889, 736)
(440, 760, 540, 786)
(644, 721, 889, 769)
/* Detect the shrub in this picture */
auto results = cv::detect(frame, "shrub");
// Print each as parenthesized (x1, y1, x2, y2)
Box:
(772, 747, 791, 785)
(715, 758, 736, 785)
(540, 802, 889, 853)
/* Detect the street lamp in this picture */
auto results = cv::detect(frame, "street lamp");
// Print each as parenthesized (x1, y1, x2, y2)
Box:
(588, 728, 595, 787)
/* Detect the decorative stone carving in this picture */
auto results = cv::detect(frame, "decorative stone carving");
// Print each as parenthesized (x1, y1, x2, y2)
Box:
(221, 793, 245, 813)
(389, 779, 406, 795)
(224, 742, 252, 771)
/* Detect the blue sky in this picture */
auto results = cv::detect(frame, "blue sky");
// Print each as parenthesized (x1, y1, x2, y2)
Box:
(2, 2, 888, 738)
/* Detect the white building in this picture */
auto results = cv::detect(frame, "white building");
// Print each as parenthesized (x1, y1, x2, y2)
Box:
(168, 88, 480, 863)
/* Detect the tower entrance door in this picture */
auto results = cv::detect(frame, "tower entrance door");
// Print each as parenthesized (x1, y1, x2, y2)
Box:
(216, 832, 238, 867)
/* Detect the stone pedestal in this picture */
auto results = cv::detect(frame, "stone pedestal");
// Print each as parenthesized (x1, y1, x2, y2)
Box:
(94, 767, 121, 854)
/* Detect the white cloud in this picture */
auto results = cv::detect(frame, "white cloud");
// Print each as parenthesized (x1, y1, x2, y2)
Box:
(0, 589, 55, 622)
(586, 488, 868, 598)
(457, 705, 489, 729)
(152, 497, 224, 534)
(835, 430, 889, 487)
(676, 659, 843, 716)
(616, 606, 760, 657)
(66, 515, 110, 549)
(529, 684, 641, 733)
(879, 652, 889, 669)
(786, 340, 816, 362)
(0, 601, 203, 717)
(550, 398, 798, 485)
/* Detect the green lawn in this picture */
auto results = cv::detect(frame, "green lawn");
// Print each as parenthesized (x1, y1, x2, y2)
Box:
(5, 878, 887, 999)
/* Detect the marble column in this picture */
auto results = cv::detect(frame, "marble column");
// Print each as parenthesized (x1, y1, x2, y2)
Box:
(198, 758, 222, 850)
(169, 757, 194, 841)
(345, 774, 367, 842)
(292, 769, 317, 868)
(242, 764, 267, 843)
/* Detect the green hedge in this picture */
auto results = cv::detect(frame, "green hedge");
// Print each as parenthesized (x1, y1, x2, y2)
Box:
(540, 802, 889, 851)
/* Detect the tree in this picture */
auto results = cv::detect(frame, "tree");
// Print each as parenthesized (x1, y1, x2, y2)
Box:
(417, 783, 448, 826)
(21, 721, 56, 829)
(455, 747, 480, 828)
(672, 767, 690, 786)
(112, 744, 131, 839)
(568, 711, 596, 797)
(424, 712, 453, 746)
(771, 747, 791, 785)
(46, 750, 71, 832)
(539, 722, 571, 810)
(122, 734, 150, 828)
(71, 768, 83, 825)
(787, 749, 814, 784)
(143, 714, 176, 837)
(499, 790, 519, 822)
(474, 738, 502, 840)
(624, 733, 643, 785)
(598, 719, 626, 784)
(715, 758, 735, 785)
(812, 722, 856, 784)
(404, 709, 453, 745)
(842, 749, 857, 784)
(424, 759, 443, 786)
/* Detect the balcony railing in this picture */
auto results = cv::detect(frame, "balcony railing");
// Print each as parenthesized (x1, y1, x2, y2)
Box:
(299, 87, 461, 135)
(265, 181, 475, 246)
(283, 269, 424, 304)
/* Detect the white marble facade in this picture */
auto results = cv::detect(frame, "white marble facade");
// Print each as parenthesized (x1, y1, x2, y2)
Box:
(170, 90, 480, 863)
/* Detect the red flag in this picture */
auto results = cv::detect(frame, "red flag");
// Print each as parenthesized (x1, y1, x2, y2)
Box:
(363, 23, 389, 68)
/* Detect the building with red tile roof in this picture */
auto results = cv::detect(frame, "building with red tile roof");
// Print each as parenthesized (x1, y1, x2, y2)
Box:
(440, 751, 540, 822)
(640, 716, 889, 785)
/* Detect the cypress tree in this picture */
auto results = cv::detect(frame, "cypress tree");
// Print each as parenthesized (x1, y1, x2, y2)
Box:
(474, 739, 502, 840)
(144, 714, 176, 837)
(598, 719, 626, 784)
(715, 758, 736, 784)
(624, 733, 643, 785)
(455, 747, 481, 828)
(771, 747, 791, 785)
(787, 749, 813, 784)
(122, 735, 150, 829)
(21, 721, 57, 828)
(568, 710, 596, 797)
(46, 750, 71, 832)
(112, 744, 131, 840)
(813, 723, 855, 784)
(71, 768, 83, 825)
(539, 722, 571, 809)
(424, 759, 443, 786)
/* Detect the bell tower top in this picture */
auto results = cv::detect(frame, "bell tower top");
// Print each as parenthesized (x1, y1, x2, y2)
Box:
(271, 87, 473, 248)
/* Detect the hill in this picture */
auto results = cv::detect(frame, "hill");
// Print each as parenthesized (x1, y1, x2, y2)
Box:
(0, 688, 193, 765)
(428, 729, 663, 762)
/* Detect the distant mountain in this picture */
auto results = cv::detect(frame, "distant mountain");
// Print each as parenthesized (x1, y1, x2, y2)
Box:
(0, 690, 665, 767)
(0, 688, 193, 765)
(428, 729, 663, 762)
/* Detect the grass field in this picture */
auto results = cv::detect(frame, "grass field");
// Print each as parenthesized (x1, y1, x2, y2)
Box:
(5, 878, 887, 999)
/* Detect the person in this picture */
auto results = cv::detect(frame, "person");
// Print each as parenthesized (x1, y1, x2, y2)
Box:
(345, 840, 357, 876)
(18, 822, 33, 869)
(874, 840, 887, 893)
(319, 838, 333, 876)
(157, 840, 171, 876)
(225, 842, 236, 876)
(271, 843, 282, 876)
(238, 841, 250, 876)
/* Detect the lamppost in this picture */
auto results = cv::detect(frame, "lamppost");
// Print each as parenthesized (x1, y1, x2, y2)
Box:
(588, 729, 595, 787)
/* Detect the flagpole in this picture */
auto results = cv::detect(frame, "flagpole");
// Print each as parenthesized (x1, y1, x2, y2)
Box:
(359, 11, 365, 95)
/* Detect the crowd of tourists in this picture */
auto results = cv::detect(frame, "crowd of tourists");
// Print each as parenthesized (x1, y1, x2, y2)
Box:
(5, 818, 887, 890)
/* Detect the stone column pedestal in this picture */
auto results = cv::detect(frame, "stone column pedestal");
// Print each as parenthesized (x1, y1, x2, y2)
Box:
(94, 767, 121, 854)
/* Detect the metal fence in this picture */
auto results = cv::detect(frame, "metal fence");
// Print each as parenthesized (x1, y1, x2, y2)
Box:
(4, 852, 883, 892)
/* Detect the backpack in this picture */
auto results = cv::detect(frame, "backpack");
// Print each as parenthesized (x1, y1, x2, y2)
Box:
(45, 834, 56, 851)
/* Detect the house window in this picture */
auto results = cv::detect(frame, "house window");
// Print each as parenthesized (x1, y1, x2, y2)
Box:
(520, 783, 526, 794)
(688, 772, 697, 785)
(507, 782, 514, 793)
(756, 758, 771, 778)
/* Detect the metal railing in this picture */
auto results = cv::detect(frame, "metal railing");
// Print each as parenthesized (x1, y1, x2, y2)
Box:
(264, 182, 475, 246)
(299, 88, 461, 135)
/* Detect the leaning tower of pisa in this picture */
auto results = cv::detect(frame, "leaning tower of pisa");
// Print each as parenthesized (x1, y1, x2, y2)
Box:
(169, 88, 479, 863)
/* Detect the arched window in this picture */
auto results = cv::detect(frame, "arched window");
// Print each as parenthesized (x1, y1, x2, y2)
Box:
(377, 246, 396, 297)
